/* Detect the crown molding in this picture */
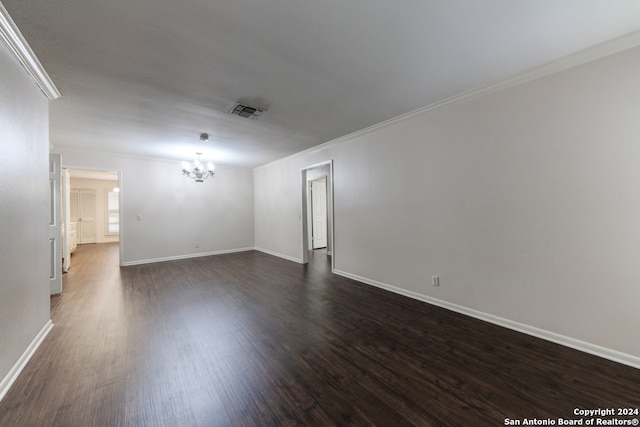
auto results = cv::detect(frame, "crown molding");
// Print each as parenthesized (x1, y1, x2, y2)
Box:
(256, 29, 640, 171)
(0, 3, 60, 100)
(52, 145, 253, 171)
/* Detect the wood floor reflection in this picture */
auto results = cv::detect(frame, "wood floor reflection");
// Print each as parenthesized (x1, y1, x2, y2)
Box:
(1, 243, 639, 426)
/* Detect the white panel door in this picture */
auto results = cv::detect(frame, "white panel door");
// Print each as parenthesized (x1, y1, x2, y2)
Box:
(79, 190, 96, 243)
(311, 178, 327, 249)
(49, 154, 62, 295)
(62, 169, 71, 272)
(69, 189, 79, 221)
(71, 189, 96, 244)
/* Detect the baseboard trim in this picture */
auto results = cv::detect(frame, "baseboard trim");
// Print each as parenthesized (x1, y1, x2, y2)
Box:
(121, 247, 255, 266)
(333, 269, 640, 370)
(254, 247, 304, 264)
(0, 319, 54, 402)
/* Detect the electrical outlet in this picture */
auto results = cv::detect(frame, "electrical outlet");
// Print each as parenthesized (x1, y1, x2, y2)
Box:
(432, 276, 440, 287)
(195, 241, 199, 248)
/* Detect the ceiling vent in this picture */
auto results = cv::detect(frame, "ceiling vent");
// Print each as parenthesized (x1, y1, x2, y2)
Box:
(228, 102, 264, 119)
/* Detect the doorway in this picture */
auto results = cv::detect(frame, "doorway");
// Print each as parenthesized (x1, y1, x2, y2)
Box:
(62, 168, 122, 270)
(301, 161, 334, 270)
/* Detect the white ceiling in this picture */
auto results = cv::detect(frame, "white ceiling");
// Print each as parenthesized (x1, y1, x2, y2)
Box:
(4, 0, 640, 168)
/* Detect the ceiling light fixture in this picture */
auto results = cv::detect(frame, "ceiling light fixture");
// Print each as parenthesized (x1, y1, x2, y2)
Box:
(182, 152, 215, 183)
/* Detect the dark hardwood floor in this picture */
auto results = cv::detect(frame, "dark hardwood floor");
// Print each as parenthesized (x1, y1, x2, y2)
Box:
(1, 243, 639, 426)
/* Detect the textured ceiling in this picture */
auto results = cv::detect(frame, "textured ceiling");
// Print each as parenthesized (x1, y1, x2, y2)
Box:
(4, 0, 640, 167)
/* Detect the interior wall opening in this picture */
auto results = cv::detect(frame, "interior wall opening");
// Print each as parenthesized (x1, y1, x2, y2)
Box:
(301, 160, 334, 271)
(62, 167, 122, 274)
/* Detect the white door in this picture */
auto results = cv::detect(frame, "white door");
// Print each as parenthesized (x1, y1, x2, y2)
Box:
(49, 154, 62, 295)
(70, 189, 96, 244)
(311, 178, 327, 249)
(62, 169, 71, 272)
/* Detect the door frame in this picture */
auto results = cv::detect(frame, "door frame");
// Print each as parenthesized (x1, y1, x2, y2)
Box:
(61, 165, 124, 267)
(301, 160, 334, 270)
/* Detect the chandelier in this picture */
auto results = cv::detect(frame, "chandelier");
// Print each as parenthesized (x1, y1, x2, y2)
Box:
(182, 152, 215, 183)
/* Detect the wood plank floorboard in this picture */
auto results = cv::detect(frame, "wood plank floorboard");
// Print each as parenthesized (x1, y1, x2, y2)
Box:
(1, 243, 639, 426)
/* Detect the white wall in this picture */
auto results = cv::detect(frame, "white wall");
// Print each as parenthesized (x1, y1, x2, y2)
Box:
(255, 45, 640, 364)
(70, 178, 120, 244)
(54, 150, 255, 264)
(0, 40, 51, 387)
